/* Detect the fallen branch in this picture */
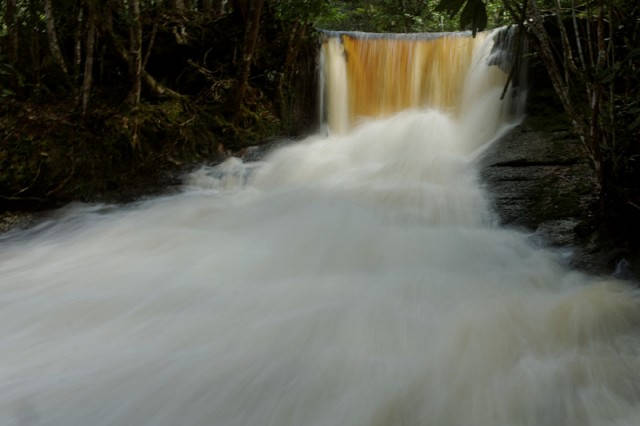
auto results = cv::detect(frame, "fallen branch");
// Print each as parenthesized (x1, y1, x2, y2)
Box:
(187, 59, 217, 82)
(179, 115, 197, 127)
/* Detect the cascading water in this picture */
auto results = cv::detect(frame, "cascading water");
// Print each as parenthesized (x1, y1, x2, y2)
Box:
(319, 30, 515, 133)
(1, 29, 639, 426)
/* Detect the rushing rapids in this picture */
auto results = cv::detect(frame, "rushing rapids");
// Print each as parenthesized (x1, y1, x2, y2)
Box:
(1, 29, 640, 426)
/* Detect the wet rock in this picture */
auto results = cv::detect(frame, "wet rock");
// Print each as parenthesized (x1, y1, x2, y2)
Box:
(0, 211, 36, 234)
(480, 116, 606, 274)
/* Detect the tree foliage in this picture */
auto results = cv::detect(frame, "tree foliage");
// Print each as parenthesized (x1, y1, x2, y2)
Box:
(0, 0, 320, 207)
(437, 0, 487, 35)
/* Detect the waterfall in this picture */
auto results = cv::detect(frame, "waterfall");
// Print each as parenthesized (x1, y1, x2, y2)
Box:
(0, 29, 639, 426)
(319, 30, 515, 133)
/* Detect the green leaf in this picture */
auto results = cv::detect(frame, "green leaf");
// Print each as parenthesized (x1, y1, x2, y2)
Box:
(436, 0, 469, 17)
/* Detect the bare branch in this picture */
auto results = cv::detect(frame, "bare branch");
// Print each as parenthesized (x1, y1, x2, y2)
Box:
(143, 23, 158, 71)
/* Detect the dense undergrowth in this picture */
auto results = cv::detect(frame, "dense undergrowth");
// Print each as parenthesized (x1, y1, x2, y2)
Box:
(1, 3, 317, 210)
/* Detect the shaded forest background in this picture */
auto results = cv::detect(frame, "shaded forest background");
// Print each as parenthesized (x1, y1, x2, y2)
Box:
(1, 0, 638, 240)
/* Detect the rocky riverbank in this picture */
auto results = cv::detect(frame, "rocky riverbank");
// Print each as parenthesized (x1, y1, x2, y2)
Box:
(481, 109, 638, 279)
(0, 211, 37, 234)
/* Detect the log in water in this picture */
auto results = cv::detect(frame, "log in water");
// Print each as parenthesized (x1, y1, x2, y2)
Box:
(1, 29, 639, 426)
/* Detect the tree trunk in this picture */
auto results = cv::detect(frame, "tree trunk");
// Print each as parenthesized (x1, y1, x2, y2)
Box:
(215, 0, 225, 14)
(527, 0, 603, 191)
(277, 22, 304, 123)
(74, 8, 85, 80)
(28, 0, 41, 88)
(44, 0, 69, 76)
(203, 0, 223, 13)
(82, 5, 96, 117)
(5, 0, 18, 65)
(172, 0, 186, 10)
(230, 0, 249, 23)
(128, 0, 143, 107)
(231, 0, 264, 119)
(142, 24, 158, 71)
(527, 1, 583, 131)
(128, 0, 143, 149)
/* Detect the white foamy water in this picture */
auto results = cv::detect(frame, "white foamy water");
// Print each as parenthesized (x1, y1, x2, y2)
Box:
(1, 32, 640, 426)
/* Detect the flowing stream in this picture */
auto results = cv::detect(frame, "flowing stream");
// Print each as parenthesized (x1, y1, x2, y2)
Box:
(1, 30, 639, 426)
